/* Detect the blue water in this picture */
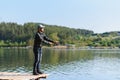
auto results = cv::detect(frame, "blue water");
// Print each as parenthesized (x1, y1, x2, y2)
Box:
(46, 57, 120, 80)
(0, 48, 120, 80)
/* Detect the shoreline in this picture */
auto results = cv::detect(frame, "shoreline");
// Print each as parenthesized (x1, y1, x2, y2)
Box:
(0, 46, 120, 50)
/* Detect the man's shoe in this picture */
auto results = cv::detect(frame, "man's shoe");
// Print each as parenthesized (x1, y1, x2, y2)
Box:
(38, 71, 44, 74)
(33, 72, 39, 75)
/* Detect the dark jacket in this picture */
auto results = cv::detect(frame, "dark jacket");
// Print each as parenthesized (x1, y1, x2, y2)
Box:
(33, 32, 54, 47)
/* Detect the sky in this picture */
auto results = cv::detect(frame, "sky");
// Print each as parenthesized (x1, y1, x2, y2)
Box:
(0, 0, 120, 33)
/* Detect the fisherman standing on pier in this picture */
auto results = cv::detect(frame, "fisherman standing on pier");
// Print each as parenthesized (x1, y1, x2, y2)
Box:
(33, 24, 58, 75)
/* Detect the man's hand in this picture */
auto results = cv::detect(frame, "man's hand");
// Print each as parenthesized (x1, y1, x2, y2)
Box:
(49, 42, 53, 45)
(49, 41, 59, 46)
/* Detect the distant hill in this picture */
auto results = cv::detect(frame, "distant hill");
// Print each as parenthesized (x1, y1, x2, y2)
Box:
(0, 22, 120, 47)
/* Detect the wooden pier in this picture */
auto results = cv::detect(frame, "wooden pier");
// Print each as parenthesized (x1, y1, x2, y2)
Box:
(0, 72, 48, 80)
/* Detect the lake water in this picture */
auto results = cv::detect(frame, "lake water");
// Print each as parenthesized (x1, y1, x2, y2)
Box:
(0, 48, 120, 80)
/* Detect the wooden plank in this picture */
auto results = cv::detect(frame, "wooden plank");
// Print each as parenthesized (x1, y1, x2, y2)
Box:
(0, 72, 48, 80)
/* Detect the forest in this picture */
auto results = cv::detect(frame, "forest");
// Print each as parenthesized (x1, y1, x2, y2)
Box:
(0, 22, 120, 48)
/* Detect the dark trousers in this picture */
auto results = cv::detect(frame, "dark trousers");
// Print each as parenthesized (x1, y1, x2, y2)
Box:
(33, 47, 42, 73)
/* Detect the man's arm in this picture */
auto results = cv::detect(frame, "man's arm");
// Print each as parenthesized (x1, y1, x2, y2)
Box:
(44, 35, 59, 45)
(44, 35, 54, 43)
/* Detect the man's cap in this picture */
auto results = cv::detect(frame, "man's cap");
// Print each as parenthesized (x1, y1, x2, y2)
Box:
(38, 24, 45, 29)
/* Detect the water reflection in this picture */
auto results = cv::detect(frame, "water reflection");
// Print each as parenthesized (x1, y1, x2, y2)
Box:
(43, 49, 120, 65)
(1, 48, 120, 72)
(1, 48, 120, 80)
(0, 48, 33, 73)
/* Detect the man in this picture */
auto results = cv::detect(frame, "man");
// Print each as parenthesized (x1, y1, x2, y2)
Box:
(33, 24, 57, 75)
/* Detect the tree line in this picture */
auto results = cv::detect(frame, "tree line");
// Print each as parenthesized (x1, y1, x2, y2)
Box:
(0, 22, 120, 48)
